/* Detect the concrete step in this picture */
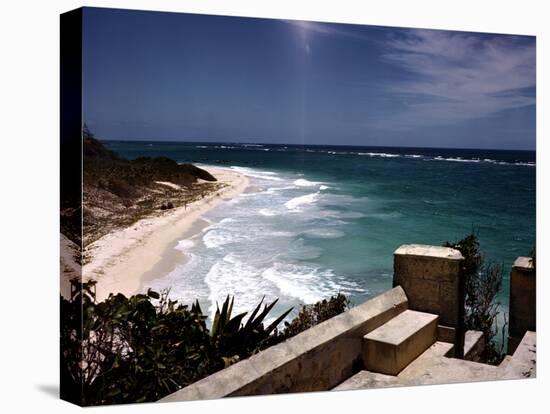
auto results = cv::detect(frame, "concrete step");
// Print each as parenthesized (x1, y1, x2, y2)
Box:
(398, 341, 499, 385)
(499, 355, 513, 369)
(333, 370, 401, 391)
(500, 331, 536, 379)
(363, 309, 438, 375)
(334, 341, 499, 391)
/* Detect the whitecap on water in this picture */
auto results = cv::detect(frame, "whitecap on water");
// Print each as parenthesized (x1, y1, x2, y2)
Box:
(230, 166, 283, 181)
(205, 254, 277, 316)
(285, 192, 320, 210)
(262, 262, 335, 304)
(302, 228, 345, 239)
(357, 152, 400, 158)
(259, 208, 278, 217)
(294, 178, 325, 187)
(203, 228, 247, 249)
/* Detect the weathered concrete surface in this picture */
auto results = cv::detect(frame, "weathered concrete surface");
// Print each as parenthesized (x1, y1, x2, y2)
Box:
(160, 286, 408, 402)
(508, 257, 536, 354)
(394, 244, 463, 260)
(393, 243, 466, 358)
(463, 330, 484, 362)
(363, 310, 438, 375)
(436, 325, 456, 343)
(398, 342, 499, 385)
(334, 331, 536, 392)
(393, 244, 463, 328)
(501, 331, 536, 379)
(336, 341, 499, 391)
(333, 370, 401, 391)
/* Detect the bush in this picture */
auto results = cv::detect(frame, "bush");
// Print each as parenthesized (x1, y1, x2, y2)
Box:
(160, 201, 174, 210)
(444, 233, 505, 364)
(61, 279, 352, 405)
(61, 280, 291, 405)
(281, 293, 351, 338)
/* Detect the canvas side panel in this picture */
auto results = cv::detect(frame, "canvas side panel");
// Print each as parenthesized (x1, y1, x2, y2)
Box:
(60, 7, 83, 406)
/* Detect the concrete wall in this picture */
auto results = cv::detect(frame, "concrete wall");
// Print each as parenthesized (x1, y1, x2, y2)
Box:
(160, 286, 408, 402)
(463, 331, 484, 362)
(393, 244, 465, 355)
(508, 257, 536, 354)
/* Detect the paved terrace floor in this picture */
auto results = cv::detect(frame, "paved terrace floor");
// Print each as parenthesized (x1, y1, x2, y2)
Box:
(334, 331, 536, 391)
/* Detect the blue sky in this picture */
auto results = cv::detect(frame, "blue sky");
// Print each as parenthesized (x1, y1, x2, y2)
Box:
(83, 7, 536, 150)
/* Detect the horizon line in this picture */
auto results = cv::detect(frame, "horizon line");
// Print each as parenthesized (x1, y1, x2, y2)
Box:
(97, 138, 536, 152)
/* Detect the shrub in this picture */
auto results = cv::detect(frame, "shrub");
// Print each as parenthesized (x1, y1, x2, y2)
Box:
(444, 233, 505, 364)
(61, 280, 291, 405)
(281, 293, 351, 338)
(160, 201, 174, 210)
(61, 277, 352, 405)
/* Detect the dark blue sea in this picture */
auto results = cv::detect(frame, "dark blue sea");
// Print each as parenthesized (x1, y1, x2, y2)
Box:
(104, 141, 536, 323)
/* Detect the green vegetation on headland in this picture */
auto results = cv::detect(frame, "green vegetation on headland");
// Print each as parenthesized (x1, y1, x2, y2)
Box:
(62, 126, 223, 247)
(60, 279, 350, 406)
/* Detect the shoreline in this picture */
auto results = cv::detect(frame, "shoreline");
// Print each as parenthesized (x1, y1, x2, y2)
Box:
(83, 166, 249, 302)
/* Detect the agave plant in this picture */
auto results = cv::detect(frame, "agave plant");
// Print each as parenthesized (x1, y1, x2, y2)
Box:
(210, 296, 292, 366)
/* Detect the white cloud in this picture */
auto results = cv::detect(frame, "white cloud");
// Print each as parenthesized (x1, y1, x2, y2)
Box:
(280, 21, 535, 131)
(378, 29, 535, 129)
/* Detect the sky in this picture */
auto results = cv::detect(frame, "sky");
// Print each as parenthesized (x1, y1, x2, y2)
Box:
(83, 7, 536, 150)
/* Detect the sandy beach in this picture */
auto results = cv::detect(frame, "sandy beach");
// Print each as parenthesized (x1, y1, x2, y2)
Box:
(83, 166, 249, 301)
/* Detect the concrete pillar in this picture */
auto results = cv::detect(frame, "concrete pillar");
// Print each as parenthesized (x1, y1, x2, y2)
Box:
(508, 257, 536, 354)
(393, 244, 465, 357)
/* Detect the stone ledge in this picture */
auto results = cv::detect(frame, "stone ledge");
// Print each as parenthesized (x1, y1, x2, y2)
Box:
(512, 256, 534, 271)
(394, 244, 463, 261)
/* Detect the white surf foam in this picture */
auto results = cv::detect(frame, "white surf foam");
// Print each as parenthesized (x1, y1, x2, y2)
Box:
(205, 254, 276, 316)
(435, 157, 480, 163)
(285, 192, 320, 210)
(358, 152, 401, 158)
(175, 239, 195, 251)
(259, 208, 278, 217)
(230, 166, 283, 181)
(302, 228, 345, 239)
(203, 229, 241, 249)
(262, 262, 335, 304)
(294, 178, 324, 187)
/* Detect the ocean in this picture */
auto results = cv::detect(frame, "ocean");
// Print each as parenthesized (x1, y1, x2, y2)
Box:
(104, 141, 536, 323)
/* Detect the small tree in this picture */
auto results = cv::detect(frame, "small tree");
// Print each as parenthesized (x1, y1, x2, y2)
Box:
(444, 233, 505, 364)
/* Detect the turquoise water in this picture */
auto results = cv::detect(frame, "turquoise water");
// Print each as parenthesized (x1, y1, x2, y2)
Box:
(105, 141, 536, 320)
